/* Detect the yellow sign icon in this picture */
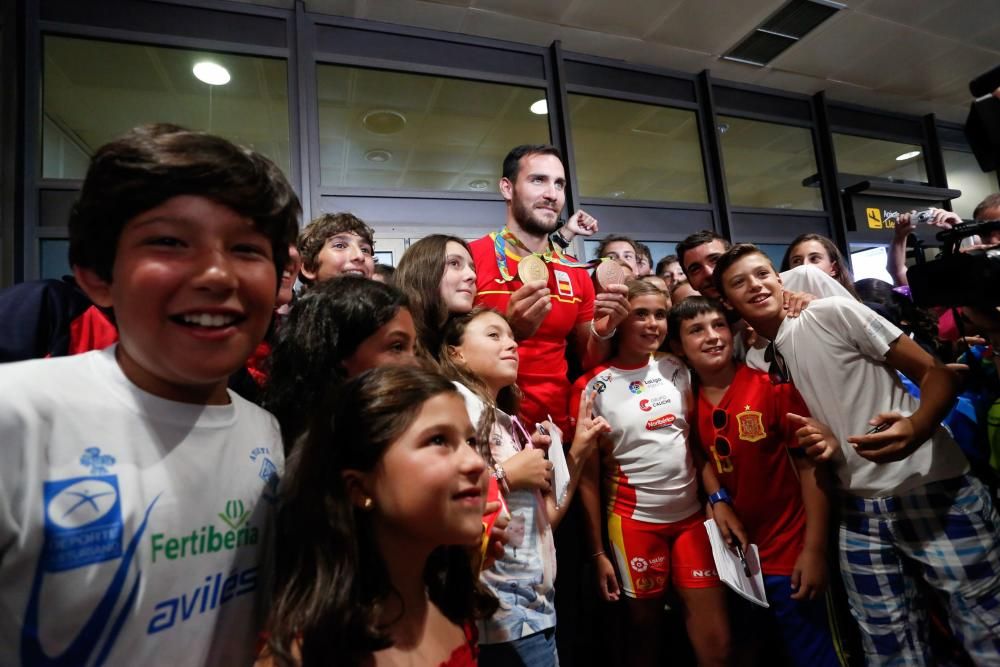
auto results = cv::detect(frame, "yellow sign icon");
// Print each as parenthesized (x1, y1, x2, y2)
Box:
(866, 208, 883, 229)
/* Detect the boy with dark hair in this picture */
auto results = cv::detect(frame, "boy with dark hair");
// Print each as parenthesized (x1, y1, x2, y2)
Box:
(668, 296, 846, 667)
(595, 234, 640, 275)
(635, 242, 653, 277)
(655, 254, 685, 288)
(675, 230, 731, 299)
(0, 124, 300, 665)
(297, 212, 376, 283)
(714, 243, 1000, 665)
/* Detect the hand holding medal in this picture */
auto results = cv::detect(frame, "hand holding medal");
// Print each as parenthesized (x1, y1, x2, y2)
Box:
(592, 259, 630, 340)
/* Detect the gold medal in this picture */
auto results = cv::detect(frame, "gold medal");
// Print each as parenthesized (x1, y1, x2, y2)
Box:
(595, 259, 625, 291)
(517, 254, 548, 283)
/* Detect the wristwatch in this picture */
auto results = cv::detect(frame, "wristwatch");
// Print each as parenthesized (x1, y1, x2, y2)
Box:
(708, 488, 733, 506)
(492, 463, 511, 495)
(550, 228, 571, 249)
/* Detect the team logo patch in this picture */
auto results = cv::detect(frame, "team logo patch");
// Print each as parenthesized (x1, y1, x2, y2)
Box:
(554, 269, 574, 297)
(639, 399, 652, 412)
(645, 414, 676, 430)
(43, 474, 124, 571)
(593, 380, 607, 394)
(736, 406, 766, 443)
(628, 380, 646, 395)
(630, 556, 648, 573)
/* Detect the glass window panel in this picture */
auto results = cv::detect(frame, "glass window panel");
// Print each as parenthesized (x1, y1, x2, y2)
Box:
(317, 65, 549, 191)
(43, 36, 290, 179)
(718, 115, 823, 211)
(942, 149, 998, 219)
(569, 95, 707, 203)
(832, 133, 926, 183)
(40, 239, 72, 280)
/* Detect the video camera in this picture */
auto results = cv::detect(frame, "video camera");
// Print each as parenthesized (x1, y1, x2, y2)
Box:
(908, 219, 1000, 308)
(906, 66, 1000, 309)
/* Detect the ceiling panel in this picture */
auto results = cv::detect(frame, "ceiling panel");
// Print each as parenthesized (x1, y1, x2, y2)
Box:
(646, 0, 779, 54)
(561, 0, 683, 39)
(469, 0, 575, 25)
(769, 11, 886, 79)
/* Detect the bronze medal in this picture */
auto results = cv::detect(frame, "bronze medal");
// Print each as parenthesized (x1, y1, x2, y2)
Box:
(517, 254, 548, 283)
(595, 259, 625, 291)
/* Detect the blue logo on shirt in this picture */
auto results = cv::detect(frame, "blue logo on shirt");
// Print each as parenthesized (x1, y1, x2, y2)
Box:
(42, 475, 123, 572)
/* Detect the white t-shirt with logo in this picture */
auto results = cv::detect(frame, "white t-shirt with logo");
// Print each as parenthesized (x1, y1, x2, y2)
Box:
(571, 353, 700, 524)
(0, 346, 283, 666)
(772, 296, 969, 497)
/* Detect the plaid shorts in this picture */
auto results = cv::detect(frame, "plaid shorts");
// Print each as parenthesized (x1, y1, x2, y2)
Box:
(839, 474, 1000, 666)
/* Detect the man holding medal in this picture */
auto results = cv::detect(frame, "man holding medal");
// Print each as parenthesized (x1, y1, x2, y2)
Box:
(470, 144, 630, 436)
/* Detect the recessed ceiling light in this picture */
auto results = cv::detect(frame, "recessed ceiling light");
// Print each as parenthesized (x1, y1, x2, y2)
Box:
(717, 123, 730, 134)
(192, 62, 230, 86)
(468, 179, 489, 190)
(895, 150, 921, 161)
(365, 149, 392, 163)
(530, 99, 548, 115)
(362, 110, 406, 135)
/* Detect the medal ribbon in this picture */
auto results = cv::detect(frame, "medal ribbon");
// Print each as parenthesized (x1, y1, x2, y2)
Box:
(490, 227, 602, 283)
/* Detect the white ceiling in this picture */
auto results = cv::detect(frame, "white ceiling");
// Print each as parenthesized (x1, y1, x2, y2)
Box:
(234, 0, 1000, 123)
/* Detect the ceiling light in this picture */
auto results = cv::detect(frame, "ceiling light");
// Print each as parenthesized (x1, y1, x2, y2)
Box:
(895, 151, 921, 161)
(610, 191, 626, 198)
(530, 99, 548, 115)
(717, 123, 730, 134)
(362, 110, 406, 135)
(192, 62, 230, 86)
(365, 149, 392, 163)
(468, 179, 489, 190)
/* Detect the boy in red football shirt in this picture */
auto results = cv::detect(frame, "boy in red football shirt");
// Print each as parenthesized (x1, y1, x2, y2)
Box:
(669, 296, 847, 667)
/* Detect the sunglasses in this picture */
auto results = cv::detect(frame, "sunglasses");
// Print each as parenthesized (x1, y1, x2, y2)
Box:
(764, 342, 790, 385)
(712, 408, 732, 460)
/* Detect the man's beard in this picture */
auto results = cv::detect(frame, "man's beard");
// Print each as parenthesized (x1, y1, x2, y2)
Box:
(512, 196, 560, 236)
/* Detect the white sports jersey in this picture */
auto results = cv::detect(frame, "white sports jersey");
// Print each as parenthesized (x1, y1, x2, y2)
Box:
(572, 353, 700, 524)
(0, 347, 282, 666)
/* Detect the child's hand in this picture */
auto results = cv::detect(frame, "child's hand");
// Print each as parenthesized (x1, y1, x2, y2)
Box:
(790, 547, 828, 600)
(594, 553, 621, 601)
(847, 412, 921, 463)
(782, 290, 815, 317)
(503, 449, 552, 492)
(482, 500, 509, 570)
(530, 424, 553, 452)
(711, 502, 749, 551)
(571, 390, 611, 458)
(787, 412, 839, 462)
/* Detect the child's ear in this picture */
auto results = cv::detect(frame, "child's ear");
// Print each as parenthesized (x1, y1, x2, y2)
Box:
(446, 344, 464, 364)
(73, 266, 114, 308)
(341, 470, 374, 511)
(299, 264, 318, 282)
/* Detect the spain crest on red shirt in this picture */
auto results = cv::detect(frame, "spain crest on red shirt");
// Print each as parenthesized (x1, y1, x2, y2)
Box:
(736, 405, 766, 443)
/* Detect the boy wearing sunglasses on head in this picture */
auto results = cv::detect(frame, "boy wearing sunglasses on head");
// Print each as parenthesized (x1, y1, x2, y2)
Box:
(669, 296, 846, 667)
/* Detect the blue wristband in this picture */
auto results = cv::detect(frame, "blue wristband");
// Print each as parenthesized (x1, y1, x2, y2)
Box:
(708, 488, 733, 506)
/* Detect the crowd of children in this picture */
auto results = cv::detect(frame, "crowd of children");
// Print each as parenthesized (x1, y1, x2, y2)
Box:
(1, 125, 999, 667)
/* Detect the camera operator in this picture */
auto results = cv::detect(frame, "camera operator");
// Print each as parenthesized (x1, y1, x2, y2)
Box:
(888, 194, 1000, 287)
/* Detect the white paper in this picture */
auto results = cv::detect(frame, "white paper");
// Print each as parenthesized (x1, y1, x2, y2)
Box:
(703, 518, 769, 608)
(538, 419, 570, 507)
